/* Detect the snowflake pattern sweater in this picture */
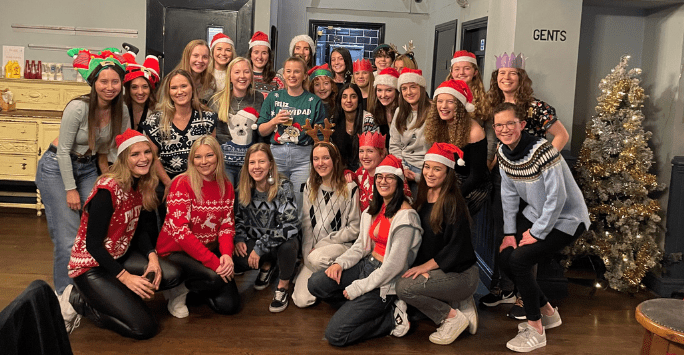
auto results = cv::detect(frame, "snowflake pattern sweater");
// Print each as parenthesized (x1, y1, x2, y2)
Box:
(156, 175, 236, 271)
(68, 177, 142, 278)
(234, 178, 300, 256)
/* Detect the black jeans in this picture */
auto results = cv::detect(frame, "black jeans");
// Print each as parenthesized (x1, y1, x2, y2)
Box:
(499, 217, 585, 321)
(233, 238, 299, 281)
(165, 250, 241, 315)
(71, 251, 182, 340)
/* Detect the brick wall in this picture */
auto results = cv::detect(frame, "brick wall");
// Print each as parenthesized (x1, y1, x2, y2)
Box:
(314, 25, 381, 66)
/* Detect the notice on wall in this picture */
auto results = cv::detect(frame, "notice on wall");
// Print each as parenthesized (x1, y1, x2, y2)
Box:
(533, 29, 567, 41)
(3, 46, 25, 77)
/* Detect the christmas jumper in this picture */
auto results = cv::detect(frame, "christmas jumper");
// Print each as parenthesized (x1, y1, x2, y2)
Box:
(301, 181, 361, 257)
(234, 177, 300, 256)
(497, 131, 590, 240)
(257, 89, 325, 146)
(209, 92, 265, 167)
(334, 208, 423, 300)
(354, 167, 412, 212)
(389, 109, 429, 171)
(253, 71, 284, 98)
(68, 177, 143, 278)
(156, 175, 236, 271)
(140, 109, 217, 179)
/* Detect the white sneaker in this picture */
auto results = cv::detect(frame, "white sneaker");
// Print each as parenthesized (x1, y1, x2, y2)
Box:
(507, 323, 546, 352)
(57, 284, 81, 333)
(163, 284, 189, 318)
(390, 299, 410, 337)
(458, 295, 478, 335)
(429, 310, 468, 345)
(517, 307, 562, 331)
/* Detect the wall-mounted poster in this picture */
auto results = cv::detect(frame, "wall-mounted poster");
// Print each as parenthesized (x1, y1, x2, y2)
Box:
(3, 46, 25, 77)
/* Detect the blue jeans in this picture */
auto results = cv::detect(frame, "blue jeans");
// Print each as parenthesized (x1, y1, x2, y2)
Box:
(308, 256, 396, 346)
(224, 164, 242, 187)
(35, 150, 98, 294)
(404, 162, 422, 197)
(270, 144, 311, 217)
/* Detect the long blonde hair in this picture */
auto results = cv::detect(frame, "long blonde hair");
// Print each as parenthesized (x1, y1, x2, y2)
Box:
(175, 39, 215, 94)
(155, 69, 208, 140)
(100, 141, 158, 211)
(447, 62, 487, 123)
(213, 57, 257, 123)
(238, 143, 281, 206)
(179, 135, 229, 202)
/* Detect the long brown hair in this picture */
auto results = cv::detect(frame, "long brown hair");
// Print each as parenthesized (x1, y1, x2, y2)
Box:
(180, 135, 229, 203)
(307, 142, 348, 202)
(249, 45, 277, 83)
(369, 86, 399, 126)
(413, 165, 469, 234)
(485, 68, 534, 120)
(238, 143, 281, 206)
(308, 76, 338, 116)
(424, 96, 471, 147)
(123, 77, 157, 114)
(78, 68, 124, 152)
(175, 40, 215, 94)
(101, 140, 158, 211)
(155, 69, 208, 140)
(395, 85, 430, 135)
(447, 62, 487, 123)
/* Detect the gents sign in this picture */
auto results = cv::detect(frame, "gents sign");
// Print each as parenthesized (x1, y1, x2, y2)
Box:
(533, 29, 567, 41)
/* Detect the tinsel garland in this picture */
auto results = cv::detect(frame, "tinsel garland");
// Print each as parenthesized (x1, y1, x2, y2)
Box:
(563, 55, 664, 292)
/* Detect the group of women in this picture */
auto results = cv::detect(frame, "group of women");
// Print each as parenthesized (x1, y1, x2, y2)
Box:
(36, 31, 588, 353)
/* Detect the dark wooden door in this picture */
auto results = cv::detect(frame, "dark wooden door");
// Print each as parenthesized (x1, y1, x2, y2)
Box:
(431, 20, 458, 94)
(461, 17, 488, 75)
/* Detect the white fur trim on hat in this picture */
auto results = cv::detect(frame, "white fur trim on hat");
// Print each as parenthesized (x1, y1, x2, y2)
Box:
(433, 87, 475, 112)
(374, 74, 398, 89)
(249, 40, 270, 49)
(424, 153, 455, 169)
(289, 35, 316, 56)
(211, 36, 234, 49)
(451, 55, 477, 66)
(397, 73, 426, 88)
(374, 166, 405, 180)
(117, 136, 149, 157)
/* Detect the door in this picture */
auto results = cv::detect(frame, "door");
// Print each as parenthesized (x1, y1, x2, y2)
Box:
(461, 17, 488, 75)
(147, 0, 254, 76)
(431, 20, 458, 94)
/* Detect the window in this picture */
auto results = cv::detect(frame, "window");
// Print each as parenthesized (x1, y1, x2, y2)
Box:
(308, 20, 385, 67)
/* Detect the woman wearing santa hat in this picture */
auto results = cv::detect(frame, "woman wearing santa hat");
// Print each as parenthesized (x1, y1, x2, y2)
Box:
(211, 56, 264, 185)
(307, 64, 338, 121)
(289, 34, 316, 70)
(209, 33, 235, 92)
(36, 48, 131, 297)
(248, 31, 284, 97)
(368, 67, 400, 147)
(389, 68, 431, 194)
(396, 142, 479, 345)
(308, 154, 422, 346)
(123, 54, 160, 131)
(425, 79, 491, 215)
(57, 129, 181, 339)
(156, 135, 240, 318)
(175, 40, 215, 103)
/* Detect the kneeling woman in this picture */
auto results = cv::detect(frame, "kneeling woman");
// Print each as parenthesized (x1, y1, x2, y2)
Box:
(292, 141, 361, 308)
(396, 143, 479, 345)
(234, 143, 300, 313)
(59, 129, 181, 340)
(156, 135, 240, 317)
(308, 155, 422, 346)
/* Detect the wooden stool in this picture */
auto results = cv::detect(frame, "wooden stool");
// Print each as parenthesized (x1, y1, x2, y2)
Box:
(636, 298, 684, 355)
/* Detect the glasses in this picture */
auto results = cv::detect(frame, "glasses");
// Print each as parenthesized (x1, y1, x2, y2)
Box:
(375, 174, 397, 183)
(492, 121, 521, 132)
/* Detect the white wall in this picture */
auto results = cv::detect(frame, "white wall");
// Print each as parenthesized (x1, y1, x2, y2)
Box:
(254, 0, 272, 35)
(0, 0, 146, 80)
(572, 6, 646, 155)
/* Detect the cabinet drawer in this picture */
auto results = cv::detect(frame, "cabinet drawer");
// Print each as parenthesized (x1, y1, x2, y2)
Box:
(0, 140, 37, 154)
(9, 84, 62, 111)
(0, 155, 36, 181)
(0, 121, 38, 141)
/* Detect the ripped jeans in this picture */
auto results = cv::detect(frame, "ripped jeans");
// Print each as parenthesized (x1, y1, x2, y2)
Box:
(395, 264, 479, 325)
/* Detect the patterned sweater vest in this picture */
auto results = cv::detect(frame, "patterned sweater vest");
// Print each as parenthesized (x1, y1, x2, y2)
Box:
(68, 178, 143, 278)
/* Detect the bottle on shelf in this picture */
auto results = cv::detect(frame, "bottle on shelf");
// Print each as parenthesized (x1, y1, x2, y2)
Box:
(24, 60, 30, 79)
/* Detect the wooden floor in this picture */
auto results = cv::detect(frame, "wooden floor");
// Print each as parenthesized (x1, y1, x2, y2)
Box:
(0, 208, 653, 354)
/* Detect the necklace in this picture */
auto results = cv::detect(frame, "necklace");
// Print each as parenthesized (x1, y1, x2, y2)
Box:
(234, 95, 245, 110)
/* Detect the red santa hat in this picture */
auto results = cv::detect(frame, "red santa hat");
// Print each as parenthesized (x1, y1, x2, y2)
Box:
(425, 142, 465, 168)
(116, 129, 149, 157)
(353, 58, 373, 73)
(451, 50, 477, 67)
(358, 131, 386, 150)
(249, 31, 271, 49)
(433, 79, 475, 113)
(289, 34, 316, 56)
(124, 55, 160, 89)
(374, 67, 400, 89)
(210, 33, 234, 49)
(234, 107, 259, 130)
(375, 155, 405, 181)
(397, 67, 426, 88)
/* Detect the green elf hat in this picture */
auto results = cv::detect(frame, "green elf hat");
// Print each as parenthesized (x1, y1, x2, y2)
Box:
(307, 63, 334, 81)
(68, 47, 127, 86)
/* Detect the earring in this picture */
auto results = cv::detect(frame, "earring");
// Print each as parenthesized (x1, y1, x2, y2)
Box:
(267, 172, 275, 185)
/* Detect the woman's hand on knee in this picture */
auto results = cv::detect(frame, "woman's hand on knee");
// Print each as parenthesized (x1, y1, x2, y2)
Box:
(325, 264, 342, 284)
(499, 235, 518, 252)
(66, 189, 81, 211)
(518, 229, 538, 247)
(216, 254, 234, 282)
(117, 270, 155, 300)
(248, 250, 260, 270)
(234, 242, 247, 257)
(144, 252, 162, 290)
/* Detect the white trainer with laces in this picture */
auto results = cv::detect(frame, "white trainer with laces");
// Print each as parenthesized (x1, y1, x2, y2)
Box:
(458, 295, 478, 334)
(163, 283, 189, 318)
(507, 323, 546, 352)
(429, 310, 469, 345)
